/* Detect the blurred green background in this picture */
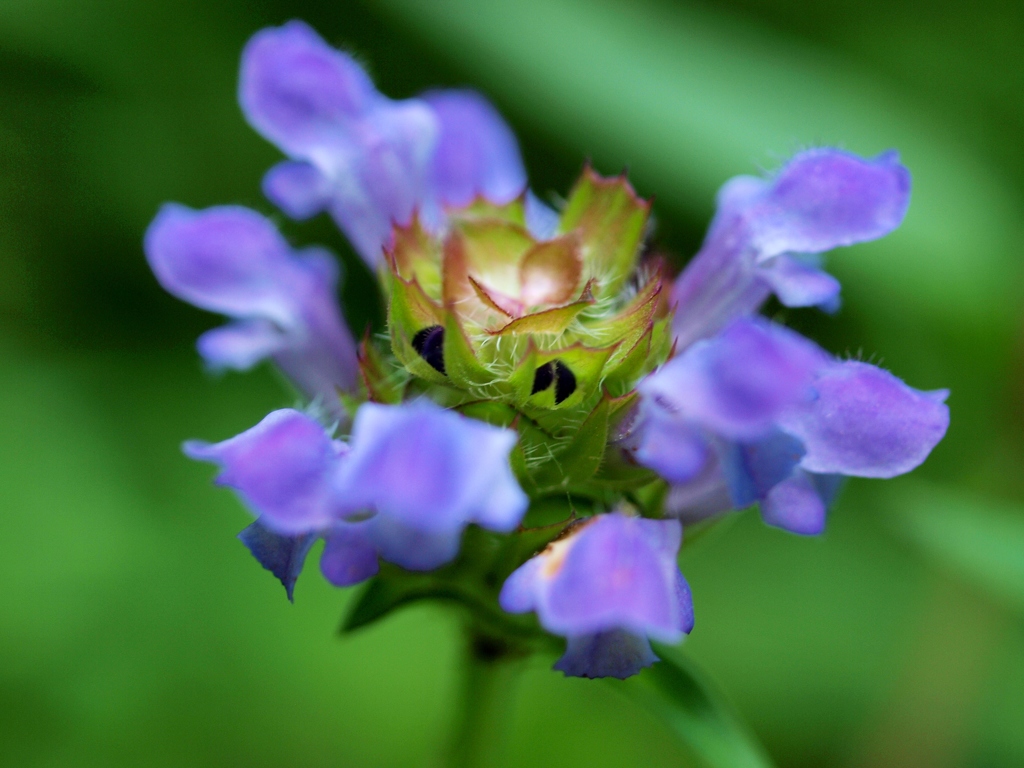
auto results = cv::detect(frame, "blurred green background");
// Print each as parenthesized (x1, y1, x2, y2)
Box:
(2, 0, 1023, 765)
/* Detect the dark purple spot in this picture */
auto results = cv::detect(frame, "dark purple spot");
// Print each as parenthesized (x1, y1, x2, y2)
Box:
(412, 325, 446, 374)
(532, 361, 555, 394)
(554, 360, 576, 404)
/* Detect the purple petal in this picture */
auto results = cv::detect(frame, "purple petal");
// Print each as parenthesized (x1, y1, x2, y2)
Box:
(269, 248, 360, 402)
(664, 459, 734, 523)
(779, 361, 950, 478)
(239, 21, 377, 159)
(323, 98, 438, 266)
(758, 255, 841, 310)
(197, 320, 289, 371)
(144, 204, 299, 327)
(422, 89, 526, 207)
(760, 470, 829, 535)
(746, 149, 911, 259)
(184, 409, 347, 534)
(501, 515, 688, 642)
(263, 160, 333, 220)
(671, 149, 909, 347)
(340, 400, 527, 534)
(640, 318, 826, 441)
(498, 556, 544, 614)
(238, 519, 318, 601)
(632, 403, 710, 484)
(366, 515, 464, 571)
(319, 523, 379, 586)
(675, 570, 695, 634)
(717, 430, 806, 508)
(240, 23, 438, 269)
(145, 205, 359, 402)
(553, 630, 658, 679)
(525, 192, 560, 240)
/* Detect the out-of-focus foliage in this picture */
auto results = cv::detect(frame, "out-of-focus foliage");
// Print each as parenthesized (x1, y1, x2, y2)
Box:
(1, 0, 1022, 766)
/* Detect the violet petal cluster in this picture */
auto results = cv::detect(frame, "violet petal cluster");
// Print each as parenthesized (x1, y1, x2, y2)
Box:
(629, 150, 949, 535)
(500, 514, 693, 679)
(241, 21, 553, 266)
(671, 149, 910, 348)
(145, 205, 358, 408)
(185, 401, 528, 596)
(146, 19, 952, 681)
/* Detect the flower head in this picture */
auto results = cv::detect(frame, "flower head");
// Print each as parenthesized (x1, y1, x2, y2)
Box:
(149, 20, 951, 684)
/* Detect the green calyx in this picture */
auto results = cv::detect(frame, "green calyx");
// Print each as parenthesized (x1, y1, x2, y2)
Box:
(364, 168, 672, 500)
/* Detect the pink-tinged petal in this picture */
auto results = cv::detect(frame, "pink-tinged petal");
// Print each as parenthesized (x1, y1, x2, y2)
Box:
(779, 361, 950, 478)
(184, 409, 347, 534)
(519, 235, 583, 308)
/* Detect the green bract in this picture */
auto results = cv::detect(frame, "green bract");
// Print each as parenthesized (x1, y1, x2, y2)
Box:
(357, 168, 672, 502)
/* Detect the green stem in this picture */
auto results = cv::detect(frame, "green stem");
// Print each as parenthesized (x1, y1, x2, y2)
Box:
(445, 629, 526, 768)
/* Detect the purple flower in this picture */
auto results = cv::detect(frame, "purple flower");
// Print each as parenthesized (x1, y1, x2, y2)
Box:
(500, 514, 694, 679)
(240, 21, 542, 267)
(184, 409, 349, 534)
(144, 204, 358, 409)
(632, 319, 949, 535)
(335, 400, 529, 570)
(184, 401, 529, 597)
(671, 149, 911, 348)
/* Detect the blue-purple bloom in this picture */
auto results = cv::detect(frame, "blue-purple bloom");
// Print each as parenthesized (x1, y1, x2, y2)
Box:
(240, 21, 549, 267)
(185, 400, 528, 595)
(671, 149, 911, 348)
(620, 148, 949, 536)
(144, 204, 358, 408)
(147, 20, 952, 681)
(635, 326, 949, 533)
(500, 513, 693, 679)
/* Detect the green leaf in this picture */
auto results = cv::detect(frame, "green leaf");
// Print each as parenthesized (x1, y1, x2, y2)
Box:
(885, 481, 1024, 611)
(620, 644, 775, 768)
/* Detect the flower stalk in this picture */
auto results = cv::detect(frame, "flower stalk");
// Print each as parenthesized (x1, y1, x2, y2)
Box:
(446, 628, 527, 768)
